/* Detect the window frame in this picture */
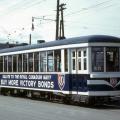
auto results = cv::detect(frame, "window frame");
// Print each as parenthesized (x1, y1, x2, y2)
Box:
(91, 46, 120, 72)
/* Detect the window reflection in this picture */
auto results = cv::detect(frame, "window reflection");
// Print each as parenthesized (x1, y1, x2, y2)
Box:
(4, 56, 7, 72)
(54, 50, 61, 72)
(40, 52, 47, 72)
(64, 49, 68, 72)
(92, 47, 104, 72)
(34, 52, 39, 72)
(8, 56, 12, 72)
(0, 56, 3, 72)
(106, 47, 119, 72)
(92, 47, 120, 72)
(83, 50, 87, 70)
(23, 54, 28, 72)
(18, 54, 22, 72)
(13, 55, 17, 72)
(28, 53, 33, 72)
(72, 51, 76, 71)
(47, 51, 54, 72)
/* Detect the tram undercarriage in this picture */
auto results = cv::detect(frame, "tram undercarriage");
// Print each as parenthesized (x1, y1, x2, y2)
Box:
(0, 87, 118, 106)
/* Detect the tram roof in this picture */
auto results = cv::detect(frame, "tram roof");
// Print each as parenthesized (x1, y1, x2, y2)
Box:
(0, 35, 120, 53)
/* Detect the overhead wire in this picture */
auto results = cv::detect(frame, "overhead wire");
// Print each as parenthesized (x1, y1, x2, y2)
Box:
(19, 0, 47, 10)
(63, 0, 120, 32)
(65, 0, 115, 17)
(0, 0, 47, 16)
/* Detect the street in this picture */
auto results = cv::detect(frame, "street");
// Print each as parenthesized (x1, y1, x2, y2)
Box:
(0, 95, 120, 120)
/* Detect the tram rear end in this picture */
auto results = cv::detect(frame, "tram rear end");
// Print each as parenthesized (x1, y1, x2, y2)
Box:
(86, 46, 120, 104)
(70, 45, 120, 105)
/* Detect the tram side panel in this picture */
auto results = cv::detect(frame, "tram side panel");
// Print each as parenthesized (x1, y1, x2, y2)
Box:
(68, 74, 89, 93)
(68, 74, 120, 103)
(87, 78, 120, 96)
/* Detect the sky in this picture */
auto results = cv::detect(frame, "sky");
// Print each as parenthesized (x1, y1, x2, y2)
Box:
(0, 0, 120, 44)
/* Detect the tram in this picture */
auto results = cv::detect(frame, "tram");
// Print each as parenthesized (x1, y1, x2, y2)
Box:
(0, 35, 120, 105)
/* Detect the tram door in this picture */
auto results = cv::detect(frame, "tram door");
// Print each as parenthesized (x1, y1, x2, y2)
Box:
(71, 49, 86, 94)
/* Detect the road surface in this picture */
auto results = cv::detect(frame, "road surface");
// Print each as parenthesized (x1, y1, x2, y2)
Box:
(0, 95, 120, 120)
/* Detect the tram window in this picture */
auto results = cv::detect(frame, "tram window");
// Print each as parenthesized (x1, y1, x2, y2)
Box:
(78, 51, 81, 70)
(28, 53, 33, 72)
(64, 49, 68, 72)
(0, 56, 3, 72)
(72, 51, 76, 71)
(34, 52, 39, 72)
(72, 51, 75, 57)
(13, 55, 17, 72)
(83, 50, 86, 57)
(4, 56, 7, 72)
(40, 52, 47, 72)
(92, 47, 104, 72)
(18, 54, 22, 72)
(77, 59, 81, 70)
(8, 56, 12, 72)
(47, 51, 54, 72)
(78, 51, 81, 57)
(106, 47, 119, 72)
(54, 50, 61, 72)
(83, 50, 87, 70)
(23, 54, 28, 72)
(72, 59, 76, 70)
(84, 58, 87, 70)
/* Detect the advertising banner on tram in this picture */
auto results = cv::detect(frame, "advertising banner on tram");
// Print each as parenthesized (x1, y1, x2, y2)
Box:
(0, 74, 69, 91)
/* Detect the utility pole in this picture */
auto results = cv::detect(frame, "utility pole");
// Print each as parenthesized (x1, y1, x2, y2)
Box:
(55, 0, 66, 40)
(59, 3, 66, 39)
(56, 0, 60, 40)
